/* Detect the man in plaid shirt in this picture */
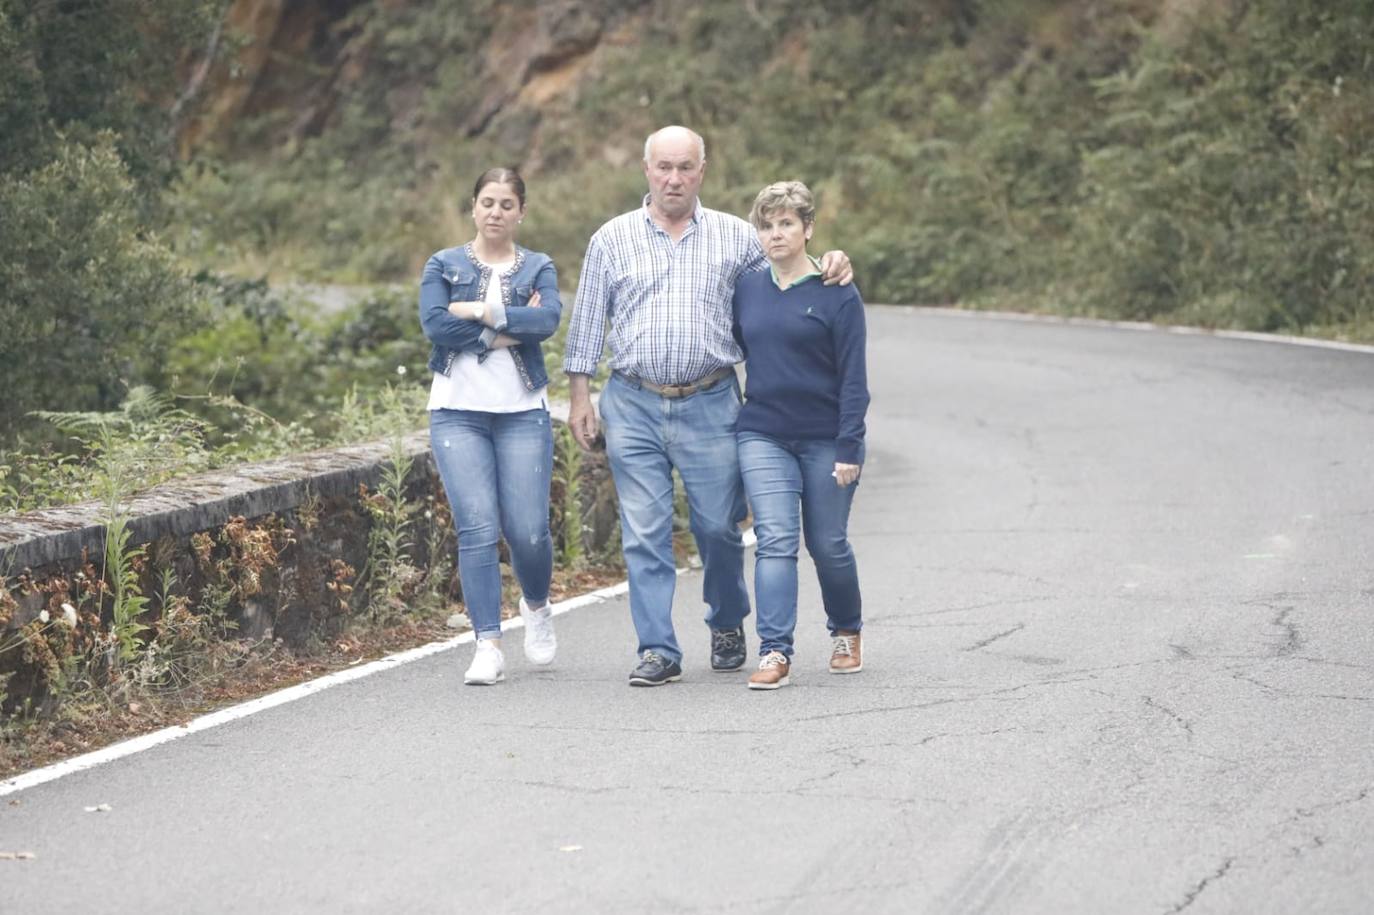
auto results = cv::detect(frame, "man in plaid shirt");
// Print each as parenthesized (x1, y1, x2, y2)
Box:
(564, 125, 852, 686)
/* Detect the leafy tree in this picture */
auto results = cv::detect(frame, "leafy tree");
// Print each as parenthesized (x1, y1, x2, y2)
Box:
(0, 137, 196, 435)
(0, 1, 219, 440)
(0, 0, 217, 188)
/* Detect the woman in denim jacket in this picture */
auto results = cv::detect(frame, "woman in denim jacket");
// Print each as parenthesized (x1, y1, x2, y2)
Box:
(419, 167, 563, 685)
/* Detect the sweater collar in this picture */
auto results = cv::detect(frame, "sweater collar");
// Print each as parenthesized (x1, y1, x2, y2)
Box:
(769, 254, 823, 290)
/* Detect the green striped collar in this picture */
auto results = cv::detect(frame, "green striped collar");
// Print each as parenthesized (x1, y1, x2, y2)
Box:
(769, 254, 823, 290)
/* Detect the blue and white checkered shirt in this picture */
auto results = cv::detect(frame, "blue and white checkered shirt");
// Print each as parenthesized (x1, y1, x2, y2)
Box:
(563, 197, 766, 385)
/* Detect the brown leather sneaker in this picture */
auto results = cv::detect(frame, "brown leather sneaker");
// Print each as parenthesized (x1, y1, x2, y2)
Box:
(747, 651, 791, 690)
(829, 631, 863, 674)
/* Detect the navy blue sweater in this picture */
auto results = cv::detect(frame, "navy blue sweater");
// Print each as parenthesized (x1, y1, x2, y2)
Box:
(731, 270, 870, 463)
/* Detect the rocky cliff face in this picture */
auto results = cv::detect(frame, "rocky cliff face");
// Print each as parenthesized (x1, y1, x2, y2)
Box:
(181, 0, 1185, 165)
(179, 0, 361, 153)
(180, 0, 650, 162)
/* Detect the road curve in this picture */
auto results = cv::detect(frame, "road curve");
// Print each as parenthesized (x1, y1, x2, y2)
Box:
(2, 308, 1372, 914)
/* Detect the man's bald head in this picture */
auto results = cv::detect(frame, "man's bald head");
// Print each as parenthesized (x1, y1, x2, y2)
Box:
(642, 125, 708, 223)
(644, 126, 706, 165)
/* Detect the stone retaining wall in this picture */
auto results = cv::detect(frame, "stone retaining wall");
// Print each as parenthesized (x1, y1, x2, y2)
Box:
(0, 411, 618, 714)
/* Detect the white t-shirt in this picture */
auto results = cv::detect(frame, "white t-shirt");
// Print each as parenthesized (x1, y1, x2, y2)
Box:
(427, 257, 548, 413)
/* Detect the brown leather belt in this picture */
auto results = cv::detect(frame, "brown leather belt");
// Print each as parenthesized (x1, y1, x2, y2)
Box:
(613, 366, 734, 399)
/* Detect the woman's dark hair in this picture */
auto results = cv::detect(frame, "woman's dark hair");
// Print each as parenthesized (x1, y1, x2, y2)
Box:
(471, 167, 526, 206)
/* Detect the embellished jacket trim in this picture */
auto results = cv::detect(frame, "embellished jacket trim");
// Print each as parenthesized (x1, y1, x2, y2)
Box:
(460, 244, 535, 389)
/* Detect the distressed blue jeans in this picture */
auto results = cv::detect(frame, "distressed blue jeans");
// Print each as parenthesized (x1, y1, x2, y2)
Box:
(737, 431, 862, 658)
(429, 408, 553, 640)
(599, 372, 750, 664)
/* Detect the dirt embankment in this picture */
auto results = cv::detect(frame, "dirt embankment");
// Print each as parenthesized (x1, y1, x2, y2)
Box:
(178, 0, 651, 166)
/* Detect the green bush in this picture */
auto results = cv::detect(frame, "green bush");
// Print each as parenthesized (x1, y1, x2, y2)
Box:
(0, 137, 198, 437)
(0, 0, 218, 445)
(166, 278, 432, 444)
(1063, 0, 1374, 332)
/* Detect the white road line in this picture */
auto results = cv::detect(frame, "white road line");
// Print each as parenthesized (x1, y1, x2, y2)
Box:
(902, 305, 1374, 355)
(1, 577, 627, 796)
(2, 531, 760, 797)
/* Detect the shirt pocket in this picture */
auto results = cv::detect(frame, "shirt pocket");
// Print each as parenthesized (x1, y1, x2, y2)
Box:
(707, 253, 736, 305)
(514, 283, 534, 307)
(447, 269, 478, 302)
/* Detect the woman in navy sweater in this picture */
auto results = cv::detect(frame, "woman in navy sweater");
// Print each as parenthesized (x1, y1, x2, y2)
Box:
(732, 180, 870, 690)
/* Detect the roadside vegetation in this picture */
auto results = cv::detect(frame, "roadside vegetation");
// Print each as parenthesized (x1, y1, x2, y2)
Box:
(0, 382, 621, 777)
(173, 0, 1374, 339)
(4, 0, 1371, 480)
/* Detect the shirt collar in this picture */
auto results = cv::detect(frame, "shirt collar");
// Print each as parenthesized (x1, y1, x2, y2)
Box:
(641, 194, 704, 230)
(770, 254, 823, 290)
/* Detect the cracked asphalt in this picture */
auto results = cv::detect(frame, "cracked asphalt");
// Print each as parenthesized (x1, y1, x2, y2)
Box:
(3, 309, 1372, 913)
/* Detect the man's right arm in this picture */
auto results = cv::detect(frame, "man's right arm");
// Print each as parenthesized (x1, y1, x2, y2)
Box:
(563, 235, 612, 377)
(566, 373, 598, 450)
(563, 234, 613, 450)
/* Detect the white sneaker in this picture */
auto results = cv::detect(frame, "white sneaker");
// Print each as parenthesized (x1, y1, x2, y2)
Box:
(464, 639, 505, 685)
(519, 598, 557, 665)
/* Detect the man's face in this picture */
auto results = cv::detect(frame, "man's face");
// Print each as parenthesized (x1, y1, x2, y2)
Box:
(643, 133, 705, 221)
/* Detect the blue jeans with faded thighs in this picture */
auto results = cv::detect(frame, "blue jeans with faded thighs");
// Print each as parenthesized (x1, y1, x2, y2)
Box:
(598, 372, 750, 664)
(429, 408, 553, 640)
(737, 431, 862, 658)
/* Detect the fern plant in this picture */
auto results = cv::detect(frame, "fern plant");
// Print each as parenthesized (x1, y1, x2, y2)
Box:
(103, 515, 150, 665)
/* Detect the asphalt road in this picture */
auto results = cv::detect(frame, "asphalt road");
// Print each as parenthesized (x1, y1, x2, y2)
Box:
(3, 309, 1372, 914)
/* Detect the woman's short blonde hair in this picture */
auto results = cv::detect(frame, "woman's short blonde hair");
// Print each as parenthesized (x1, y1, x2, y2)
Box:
(748, 180, 816, 229)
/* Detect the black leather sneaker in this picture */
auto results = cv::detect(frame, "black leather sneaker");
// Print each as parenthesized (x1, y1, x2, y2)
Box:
(629, 651, 683, 687)
(710, 626, 747, 671)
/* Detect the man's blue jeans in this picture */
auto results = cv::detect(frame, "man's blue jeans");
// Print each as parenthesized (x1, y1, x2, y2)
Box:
(599, 372, 750, 664)
(737, 431, 862, 658)
(429, 408, 553, 640)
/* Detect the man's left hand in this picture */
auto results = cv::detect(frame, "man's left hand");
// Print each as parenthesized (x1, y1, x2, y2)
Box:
(818, 250, 853, 286)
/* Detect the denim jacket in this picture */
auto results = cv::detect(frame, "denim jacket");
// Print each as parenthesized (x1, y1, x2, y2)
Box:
(419, 243, 562, 390)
